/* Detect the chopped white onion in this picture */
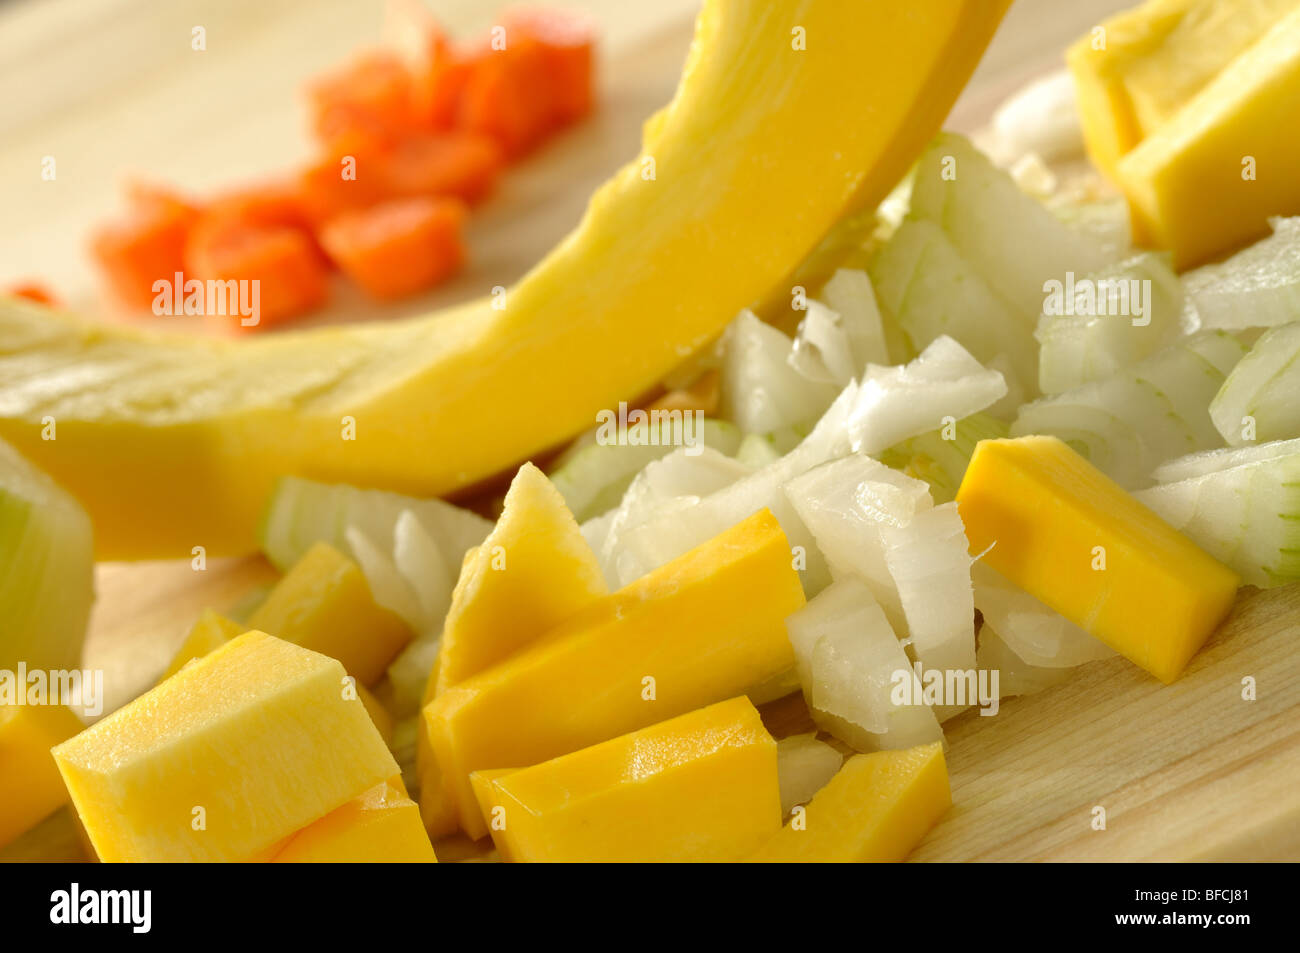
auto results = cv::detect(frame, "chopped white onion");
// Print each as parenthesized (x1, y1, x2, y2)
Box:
(775, 733, 844, 815)
(786, 578, 943, 752)
(971, 561, 1114, 667)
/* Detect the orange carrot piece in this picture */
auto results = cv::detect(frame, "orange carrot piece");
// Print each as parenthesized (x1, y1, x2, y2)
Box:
(378, 132, 503, 205)
(4, 282, 60, 306)
(457, 38, 558, 158)
(185, 220, 329, 331)
(205, 179, 313, 232)
(503, 6, 596, 124)
(308, 51, 420, 149)
(319, 196, 466, 301)
(297, 145, 389, 227)
(91, 185, 199, 309)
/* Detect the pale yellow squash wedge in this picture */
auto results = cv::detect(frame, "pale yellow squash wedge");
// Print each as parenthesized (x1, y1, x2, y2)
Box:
(0, 0, 1011, 559)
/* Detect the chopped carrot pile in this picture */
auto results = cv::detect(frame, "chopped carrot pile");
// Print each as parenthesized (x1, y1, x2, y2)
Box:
(86, 4, 597, 332)
(321, 196, 467, 302)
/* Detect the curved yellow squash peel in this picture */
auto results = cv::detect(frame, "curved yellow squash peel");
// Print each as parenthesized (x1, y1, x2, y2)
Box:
(0, 0, 1010, 558)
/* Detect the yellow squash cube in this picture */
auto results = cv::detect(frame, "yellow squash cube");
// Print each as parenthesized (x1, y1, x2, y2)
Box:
(158, 610, 393, 744)
(435, 462, 607, 693)
(157, 610, 244, 682)
(750, 743, 951, 862)
(426, 508, 804, 839)
(249, 541, 413, 685)
(420, 464, 607, 837)
(273, 777, 436, 863)
(54, 631, 398, 861)
(0, 703, 84, 848)
(471, 697, 780, 862)
(956, 436, 1240, 683)
(1117, 8, 1300, 268)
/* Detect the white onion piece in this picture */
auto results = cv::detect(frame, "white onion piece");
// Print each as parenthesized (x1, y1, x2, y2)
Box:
(1151, 437, 1300, 483)
(393, 510, 453, 633)
(869, 219, 1038, 402)
(1010, 152, 1058, 197)
(878, 503, 977, 721)
(790, 300, 857, 386)
(820, 268, 891, 368)
(1013, 332, 1246, 488)
(971, 561, 1114, 667)
(776, 733, 844, 815)
(385, 627, 442, 719)
(909, 133, 1113, 320)
(1183, 218, 1300, 331)
(990, 69, 1086, 164)
(1210, 321, 1300, 446)
(607, 381, 861, 589)
(598, 447, 750, 586)
(976, 624, 1072, 699)
(1135, 442, 1300, 587)
(258, 476, 491, 576)
(0, 438, 94, 676)
(345, 524, 427, 633)
(847, 335, 1007, 455)
(785, 454, 932, 632)
(1036, 252, 1184, 395)
(786, 579, 943, 752)
(720, 310, 839, 434)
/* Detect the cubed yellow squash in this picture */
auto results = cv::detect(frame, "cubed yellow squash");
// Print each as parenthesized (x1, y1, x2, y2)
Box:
(53, 631, 398, 861)
(436, 462, 607, 692)
(1067, 0, 1295, 176)
(272, 777, 436, 863)
(749, 742, 951, 862)
(418, 464, 607, 837)
(416, 656, 459, 840)
(471, 697, 780, 862)
(0, 703, 84, 848)
(955, 436, 1240, 683)
(157, 610, 243, 682)
(248, 541, 412, 686)
(0, 0, 1010, 560)
(1115, 6, 1300, 268)
(157, 609, 393, 743)
(425, 508, 804, 839)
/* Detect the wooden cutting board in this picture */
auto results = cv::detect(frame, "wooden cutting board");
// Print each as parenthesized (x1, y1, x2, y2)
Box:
(6, 0, 1296, 862)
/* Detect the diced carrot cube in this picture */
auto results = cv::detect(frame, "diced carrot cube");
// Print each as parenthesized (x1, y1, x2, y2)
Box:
(426, 51, 478, 129)
(308, 51, 420, 149)
(91, 185, 200, 309)
(297, 148, 388, 226)
(185, 220, 329, 331)
(504, 6, 596, 123)
(458, 38, 558, 158)
(4, 282, 60, 306)
(319, 196, 466, 301)
(205, 179, 312, 233)
(378, 132, 503, 204)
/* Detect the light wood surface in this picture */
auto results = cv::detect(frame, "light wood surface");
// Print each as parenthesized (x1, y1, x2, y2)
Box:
(6, 0, 1294, 862)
